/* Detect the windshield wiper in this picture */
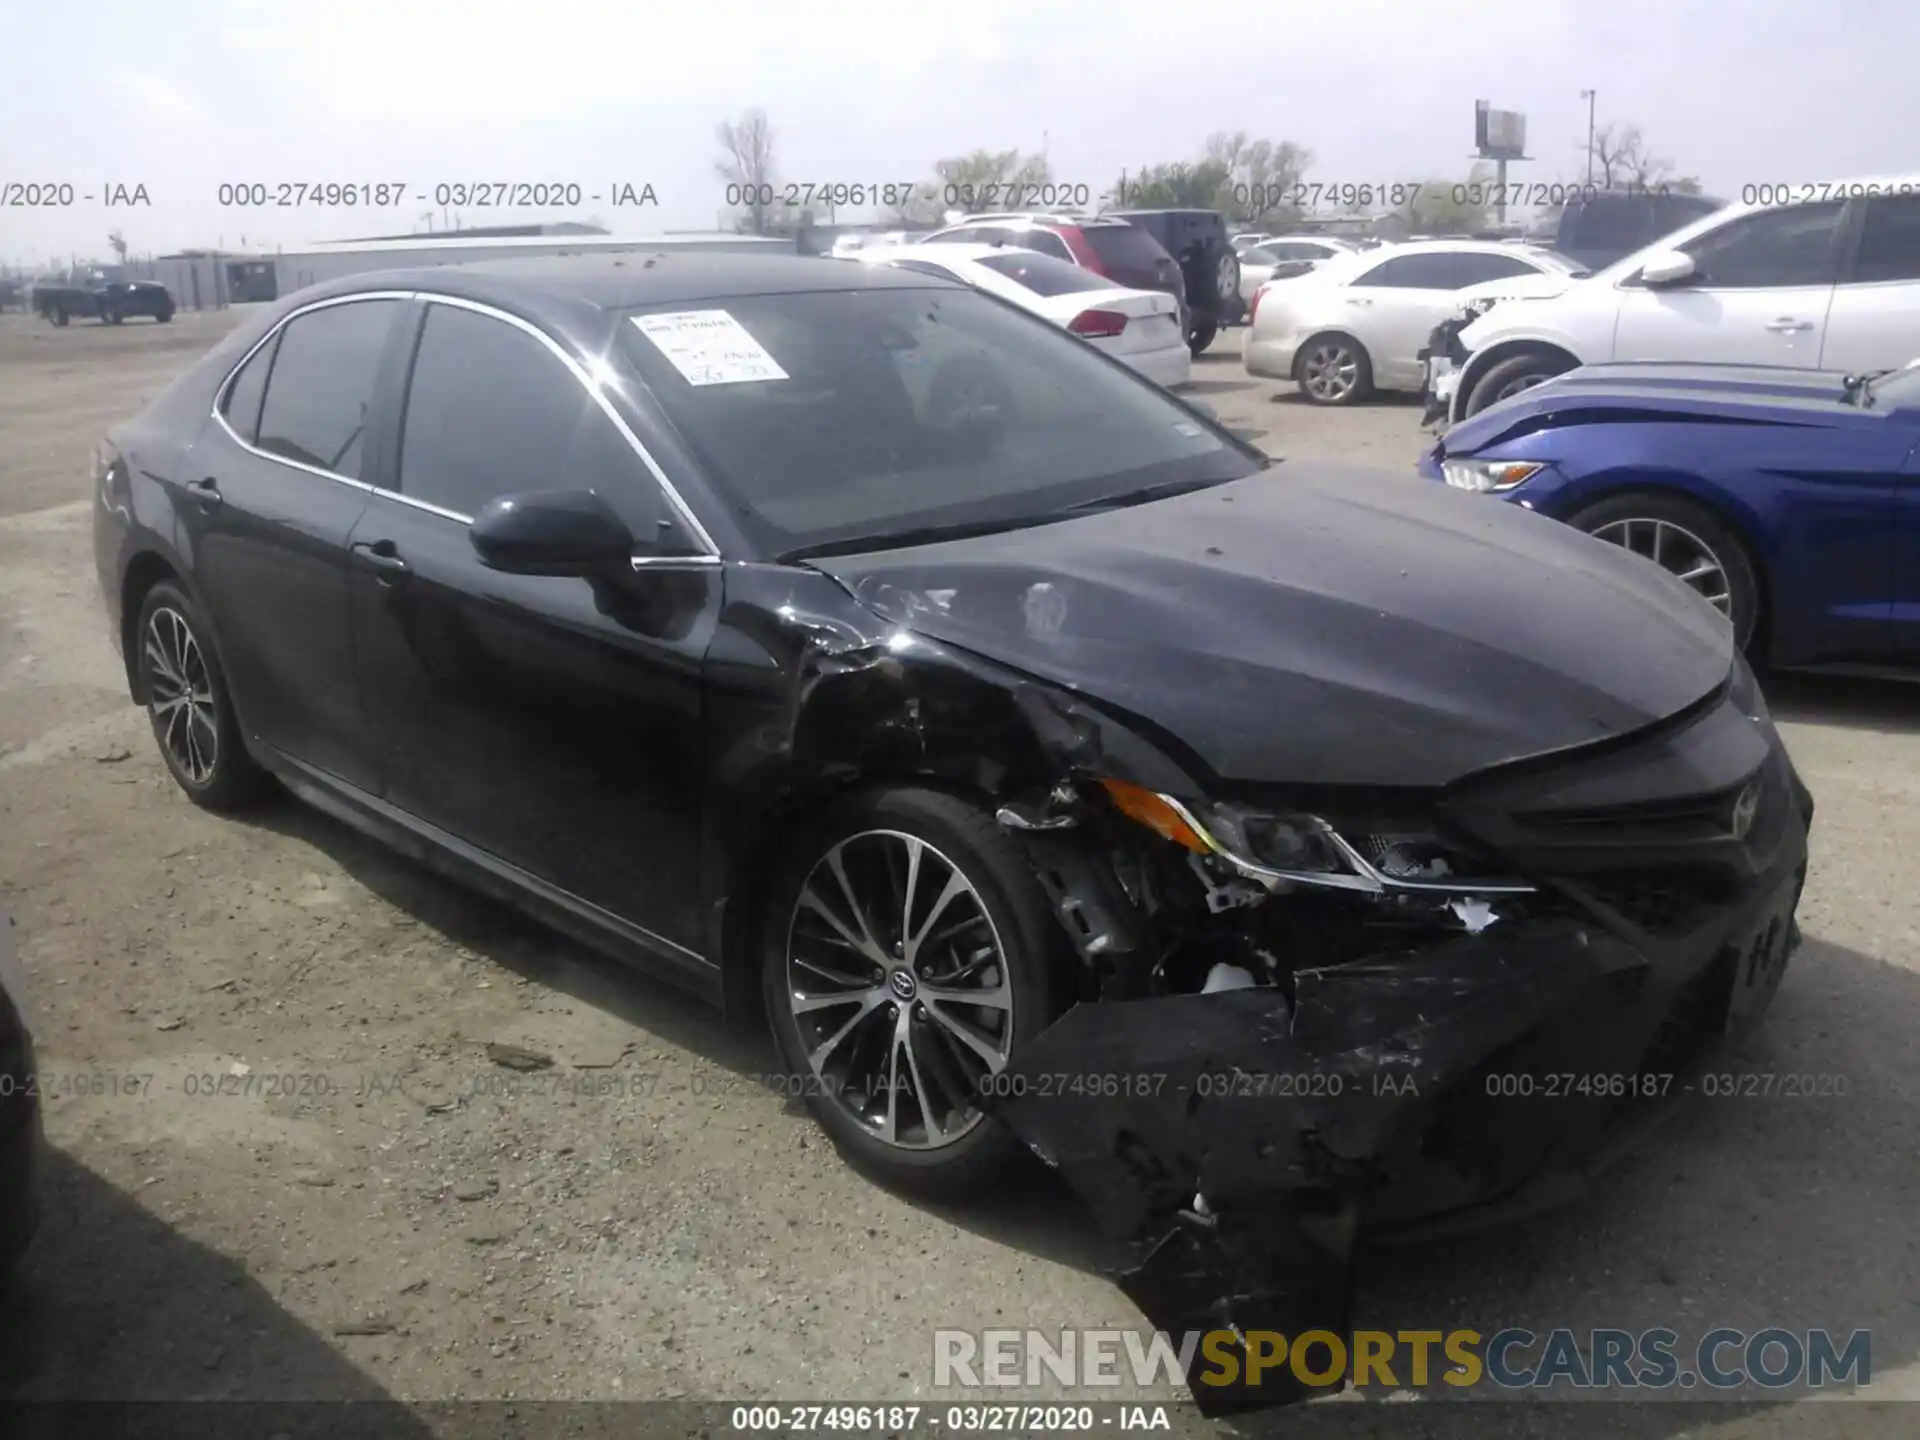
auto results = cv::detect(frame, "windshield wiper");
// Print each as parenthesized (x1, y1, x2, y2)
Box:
(1054, 475, 1237, 518)
(1840, 368, 1897, 408)
(779, 515, 1046, 563)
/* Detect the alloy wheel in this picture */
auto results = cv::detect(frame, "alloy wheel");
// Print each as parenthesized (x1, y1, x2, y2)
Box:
(1301, 342, 1359, 402)
(144, 606, 220, 784)
(783, 829, 1013, 1151)
(1492, 372, 1552, 403)
(1590, 517, 1733, 617)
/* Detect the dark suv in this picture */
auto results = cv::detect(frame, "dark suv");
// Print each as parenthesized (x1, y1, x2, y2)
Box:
(1109, 209, 1245, 354)
(923, 213, 1189, 329)
(1549, 189, 1724, 271)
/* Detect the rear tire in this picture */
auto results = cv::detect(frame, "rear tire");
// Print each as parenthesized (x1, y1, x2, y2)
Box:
(134, 581, 272, 811)
(760, 787, 1061, 1201)
(49, 305, 69, 327)
(155, 306, 174, 324)
(1294, 332, 1373, 405)
(1565, 492, 1761, 651)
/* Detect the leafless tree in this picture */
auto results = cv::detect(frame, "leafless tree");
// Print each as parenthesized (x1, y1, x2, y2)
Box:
(1583, 123, 1699, 193)
(1202, 131, 1313, 224)
(107, 230, 129, 263)
(715, 109, 777, 234)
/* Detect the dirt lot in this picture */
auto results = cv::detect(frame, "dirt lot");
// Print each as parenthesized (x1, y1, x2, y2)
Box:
(1, 306, 1916, 1436)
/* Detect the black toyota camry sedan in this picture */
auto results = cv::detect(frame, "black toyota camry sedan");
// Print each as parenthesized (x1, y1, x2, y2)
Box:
(92, 253, 1812, 1406)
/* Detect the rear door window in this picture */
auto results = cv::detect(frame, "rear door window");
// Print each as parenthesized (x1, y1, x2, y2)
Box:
(254, 299, 401, 479)
(1083, 224, 1174, 272)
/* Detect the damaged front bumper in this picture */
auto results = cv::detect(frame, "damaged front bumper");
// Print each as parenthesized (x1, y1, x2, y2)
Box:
(981, 727, 1812, 1414)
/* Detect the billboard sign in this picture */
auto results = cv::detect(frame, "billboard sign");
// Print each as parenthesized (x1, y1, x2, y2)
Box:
(1475, 101, 1528, 161)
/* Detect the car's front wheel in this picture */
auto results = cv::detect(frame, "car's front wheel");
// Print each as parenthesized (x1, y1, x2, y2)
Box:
(135, 581, 271, 810)
(1464, 352, 1573, 416)
(761, 787, 1059, 1199)
(1567, 493, 1761, 651)
(1187, 318, 1218, 357)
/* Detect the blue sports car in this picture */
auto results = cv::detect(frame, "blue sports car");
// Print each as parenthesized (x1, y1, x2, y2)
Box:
(1419, 361, 1920, 671)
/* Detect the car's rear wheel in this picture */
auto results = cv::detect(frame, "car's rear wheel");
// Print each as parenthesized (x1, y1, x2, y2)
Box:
(1295, 333, 1373, 405)
(135, 581, 271, 810)
(103, 305, 123, 325)
(48, 305, 69, 327)
(155, 305, 174, 324)
(1187, 318, 1218, 357)
(1567, 493, 1761, 650)
(1464, 352, 1573, 416)
(761, 787, 1059, 1200)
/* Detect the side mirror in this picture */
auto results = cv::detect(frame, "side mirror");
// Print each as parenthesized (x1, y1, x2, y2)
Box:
(468, 489, 641, 576)
(1638, 250, 1697, 287)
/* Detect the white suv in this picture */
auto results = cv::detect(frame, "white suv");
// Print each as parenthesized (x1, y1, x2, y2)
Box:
(1444, 176, 1920, 422)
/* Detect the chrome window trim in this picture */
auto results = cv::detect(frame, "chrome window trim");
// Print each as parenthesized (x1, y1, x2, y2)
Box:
(206, 288, 724, 559)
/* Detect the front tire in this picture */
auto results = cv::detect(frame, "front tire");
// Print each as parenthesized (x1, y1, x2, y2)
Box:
(134, 581, 271, 810)
(1464, 352, 1573, 416)
(49, 305, 69, 327)
(155, 306, 174, 324)
(1187, 318, 1218, 357)
(761, 787, 1060, 1200)
(1566, 493, 1761, 651)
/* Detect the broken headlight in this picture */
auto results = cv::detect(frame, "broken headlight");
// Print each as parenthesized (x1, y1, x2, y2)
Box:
(1097, 779, 1534, 897)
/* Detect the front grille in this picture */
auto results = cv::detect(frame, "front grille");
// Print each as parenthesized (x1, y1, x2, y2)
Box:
(1518, 778, 1754, 845)
(1575, 866, 1736, 938)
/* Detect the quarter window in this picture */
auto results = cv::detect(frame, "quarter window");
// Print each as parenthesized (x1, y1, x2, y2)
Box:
(398, 303, 658, 531)
(1851, 195, 1920, 283)
(219, 332, 279, 445)
(1680, 201, 1845, 287)
(254, 299, 400, 479)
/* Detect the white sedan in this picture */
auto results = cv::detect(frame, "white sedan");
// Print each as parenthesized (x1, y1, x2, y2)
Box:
(1242, 239, 1588, 404)
(852, 243, 1191, 388)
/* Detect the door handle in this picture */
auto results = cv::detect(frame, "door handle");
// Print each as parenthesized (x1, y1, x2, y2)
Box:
(350, 539, 411, 582)
(1765, 318, 1813, 332)
(186, 476, 222, 512)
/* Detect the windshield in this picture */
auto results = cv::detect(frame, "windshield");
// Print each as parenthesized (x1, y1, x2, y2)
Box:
(1525, 248, 1588, 274)
(974, 251, 1112, 296)
(1865, 363, 1920, 409)
(1240, 245, 1282, 265)
(619, 287, 1257, 560)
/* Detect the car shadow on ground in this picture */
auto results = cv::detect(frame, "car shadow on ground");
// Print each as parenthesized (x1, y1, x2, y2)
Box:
(1, 1149, 438, 1435)
(1762, 669, 1920, 736)
(228, 799, 778, 1082)
(226, 799, 1917, 1433)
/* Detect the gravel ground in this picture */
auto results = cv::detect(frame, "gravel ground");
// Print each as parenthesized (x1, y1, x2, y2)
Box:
(1, 307, 1916, 1437)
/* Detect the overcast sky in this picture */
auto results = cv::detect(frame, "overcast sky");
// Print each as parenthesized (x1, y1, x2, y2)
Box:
(4, 0, 1915, 264)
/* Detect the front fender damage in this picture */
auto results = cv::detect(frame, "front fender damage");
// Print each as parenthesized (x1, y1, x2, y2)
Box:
(984, 923, 1610, 1414)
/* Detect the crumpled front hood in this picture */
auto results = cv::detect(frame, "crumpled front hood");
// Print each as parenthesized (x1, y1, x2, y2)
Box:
(1439, 362, 1866, 455)
(811, 465, 1732, 790)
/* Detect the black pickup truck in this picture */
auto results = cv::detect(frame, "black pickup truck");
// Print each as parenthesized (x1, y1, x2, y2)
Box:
(30, 268, 175, 326)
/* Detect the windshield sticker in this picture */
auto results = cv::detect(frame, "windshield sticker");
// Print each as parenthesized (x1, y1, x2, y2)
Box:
(630, 310, 789, 387)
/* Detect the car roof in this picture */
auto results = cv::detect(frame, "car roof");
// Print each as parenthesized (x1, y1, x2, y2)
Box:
(957, 212, 1124, 228)
(303, 251, 952, 315)
(854, 243, 1044, 266)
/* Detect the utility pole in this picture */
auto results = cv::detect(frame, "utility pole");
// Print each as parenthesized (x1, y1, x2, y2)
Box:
(1580, 89, 1597, 185)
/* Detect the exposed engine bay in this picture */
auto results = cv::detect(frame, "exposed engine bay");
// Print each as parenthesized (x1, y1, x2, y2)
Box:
(975, 762, 1808, 1414)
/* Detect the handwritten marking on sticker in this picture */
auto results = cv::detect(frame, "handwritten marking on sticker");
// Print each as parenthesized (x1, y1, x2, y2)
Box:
(630, 310, 789, 387)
